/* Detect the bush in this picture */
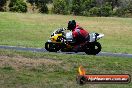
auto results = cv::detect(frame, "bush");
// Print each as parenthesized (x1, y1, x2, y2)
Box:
(53, 0, 69, 14)
(115, 7, 128, 17)
(99, 4, 113, 17)
(26, 0, 48, 13)
(0, 0, 7, 11)
(71, 0, 82, 15)
(89, 7, 100, 16)
(9, 0, 27, 12)
(114, 0, 132, 17)
(127, 1, 132, 14)
(39, 3, 48, 13)
(81, 11, 90, 16)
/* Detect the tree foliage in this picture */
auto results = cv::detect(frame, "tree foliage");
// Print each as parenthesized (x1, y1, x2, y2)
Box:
(100, 3, 113, 16)
(89, 7, 100, 16)
(53, 0, 69, 14)
(9, 0, 27, 12)
(1, 0, 132, 17)
(52, 0, 132, 17)
(71, 0, 82, 15)
(127, 0, 132, 14)
(26, 0, 48, 13)
(0, 0, 7, 11)
(114, 0, 132, 17)
(38, 2, 48, 13)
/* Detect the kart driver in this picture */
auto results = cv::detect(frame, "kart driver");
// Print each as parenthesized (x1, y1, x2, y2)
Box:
(67, 20, 89, 52)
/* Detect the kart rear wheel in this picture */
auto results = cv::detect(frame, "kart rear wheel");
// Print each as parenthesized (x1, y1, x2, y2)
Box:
(85, 42, 101, 55)
(45, 42, 60, 52)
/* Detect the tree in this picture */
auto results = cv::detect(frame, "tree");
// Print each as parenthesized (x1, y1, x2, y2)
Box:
(89, 7, 100, 16)
(27, 0, 48, 13)
(99, 3, 113, 16)
(53, 0, 69, 14)
(82, 0, 97, 15)
(45, 0, 53, 3)
(104, 0, 119, 10)
(114, 0, 131, 17)
(38, 2, 48, 13)
(26, 0, 35, 11)
(0, 0, 7, 11)
(52, 0, 132, 17)
(71, 0, 82, 15)
(9, 0, 27, 12)
(127, 0, 132, 14)
(37, 0, 48, 13)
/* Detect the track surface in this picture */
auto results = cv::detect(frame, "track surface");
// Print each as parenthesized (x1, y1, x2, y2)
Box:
(0, 45, 132, 58)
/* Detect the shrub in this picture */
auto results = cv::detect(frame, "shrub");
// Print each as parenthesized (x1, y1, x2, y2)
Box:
(26, 0, 48, 13)
(71, 0, 97, 16)
(71, 0, 82, 15)
(115, 7, 128, 17)
(9, 0, 27, 12)
(0, 0, 7, 11)
(53, 0, 69, 14)
(81, 11, 90, 16)
(89, 7, 100, 16)
(39, 3, 48, 13)
(99, 4, 113, 17)
(127, 1, 132, 14)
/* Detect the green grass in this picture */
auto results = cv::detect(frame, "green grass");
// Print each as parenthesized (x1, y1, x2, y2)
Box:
(0, 49, 132, 88)
(0, 12, 132, 87)
(0, 12, 132, 53)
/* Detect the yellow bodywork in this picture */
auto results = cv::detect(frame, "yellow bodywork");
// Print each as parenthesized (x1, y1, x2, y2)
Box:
(50, 34, 62, 43)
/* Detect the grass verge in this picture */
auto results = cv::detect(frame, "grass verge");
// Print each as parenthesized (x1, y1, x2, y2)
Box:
(0, 49, 132, 88)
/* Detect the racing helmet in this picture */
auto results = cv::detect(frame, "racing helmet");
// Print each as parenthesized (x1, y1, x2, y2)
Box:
(68, 20, 76, 31)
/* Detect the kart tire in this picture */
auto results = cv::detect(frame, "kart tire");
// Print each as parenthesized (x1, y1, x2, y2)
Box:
(85, 42, 101, 55)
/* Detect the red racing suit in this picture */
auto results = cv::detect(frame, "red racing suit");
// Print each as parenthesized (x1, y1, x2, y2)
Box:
(72, 25, 89, 44)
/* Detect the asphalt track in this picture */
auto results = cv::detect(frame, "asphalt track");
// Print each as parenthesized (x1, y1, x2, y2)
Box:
(0, 45, 132, 58)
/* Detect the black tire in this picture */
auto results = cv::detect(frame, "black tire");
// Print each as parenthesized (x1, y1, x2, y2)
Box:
(85, 42, 101, 55)
(45, 42, 50, 51)
(45, 42, 60, 52)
